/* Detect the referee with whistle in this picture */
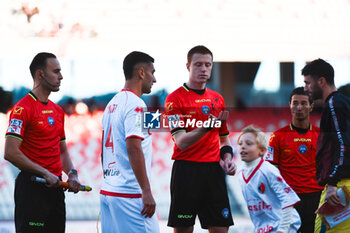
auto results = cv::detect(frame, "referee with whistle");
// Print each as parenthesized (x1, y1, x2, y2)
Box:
(4, 52, 80, 233)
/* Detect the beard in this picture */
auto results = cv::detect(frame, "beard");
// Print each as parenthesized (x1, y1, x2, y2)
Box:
(311, 84, 323, 100)
(142, 85, 152, 94)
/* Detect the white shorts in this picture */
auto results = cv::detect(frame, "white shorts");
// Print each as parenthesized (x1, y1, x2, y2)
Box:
(100, 194, 160, 233)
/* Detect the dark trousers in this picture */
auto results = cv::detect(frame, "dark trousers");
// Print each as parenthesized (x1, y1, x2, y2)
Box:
(295, 190, 322, 233)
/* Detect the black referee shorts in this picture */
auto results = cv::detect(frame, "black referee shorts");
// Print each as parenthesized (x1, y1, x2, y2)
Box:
(168, 160, 234, 229)
(295, 190, 322, 233)
(14, 171, 66, 233)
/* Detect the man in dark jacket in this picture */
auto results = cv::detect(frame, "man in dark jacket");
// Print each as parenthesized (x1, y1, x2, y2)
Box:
(303, 58, 350, 233)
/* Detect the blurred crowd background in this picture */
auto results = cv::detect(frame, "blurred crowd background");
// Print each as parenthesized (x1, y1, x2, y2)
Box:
(1, 0, 350, 232)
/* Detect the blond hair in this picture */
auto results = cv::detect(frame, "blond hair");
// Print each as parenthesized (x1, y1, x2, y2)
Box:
(237, 125, 267, 151)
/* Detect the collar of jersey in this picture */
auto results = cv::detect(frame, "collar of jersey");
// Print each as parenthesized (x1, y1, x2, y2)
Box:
(289, 123, 312, 131)
(182, 83, 206, 95)
(242, 158, 264, 183)
(325, 91, 339, 103)
(28, 91, 49, 105)
(121, 88, 138, 96)
(29, 91, 38, 101)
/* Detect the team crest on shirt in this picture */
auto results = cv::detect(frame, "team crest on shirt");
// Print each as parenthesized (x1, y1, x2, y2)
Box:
(134, 107, 143, 113)
(298, 145, 307, 154)
(7, 119, 23, 134)
(47, 117, 54, 126)
(202, 105, 210, 115)
(258, 182, 266, 194)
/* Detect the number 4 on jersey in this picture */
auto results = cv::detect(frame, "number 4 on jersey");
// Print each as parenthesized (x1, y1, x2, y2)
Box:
(104, 125, 114, 153)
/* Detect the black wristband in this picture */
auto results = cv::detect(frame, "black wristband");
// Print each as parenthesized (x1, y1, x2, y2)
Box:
(220, 145, 233, 160)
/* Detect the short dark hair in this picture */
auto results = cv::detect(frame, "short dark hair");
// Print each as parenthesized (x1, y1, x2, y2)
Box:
(301, 58, 334, 86)
(123, 51, 154, 80)
(187, 45, 213, 64)
(289, 87, 313, 104)
(29, 52, 57, 78)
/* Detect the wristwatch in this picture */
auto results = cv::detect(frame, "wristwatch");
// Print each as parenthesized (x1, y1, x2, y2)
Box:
(68, 169, 78, 176)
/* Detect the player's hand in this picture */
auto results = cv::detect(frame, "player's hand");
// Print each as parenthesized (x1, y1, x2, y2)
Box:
(209, 111, 229, 123)
(217, 110, 229, 122)
(141, 189, 156, 218)
(220, 159, 237, 176)
(42, 171, 60, 188)
(325, 185, 340, 206)
(67, 173, 80, 193)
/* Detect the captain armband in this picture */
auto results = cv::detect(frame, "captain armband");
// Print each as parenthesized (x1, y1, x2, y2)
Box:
(220, 145, 233, 160)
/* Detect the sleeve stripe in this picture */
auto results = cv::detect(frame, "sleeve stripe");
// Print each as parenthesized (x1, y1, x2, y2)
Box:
(126, 135, 144, 140)
(5, 133, 23, 141)
(219, 132, 230, 138)
(171, 128, 185, 136)
(282, 201, 300, 209)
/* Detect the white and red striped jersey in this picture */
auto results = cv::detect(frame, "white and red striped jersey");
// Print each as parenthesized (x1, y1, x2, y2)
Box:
(100, 89, 152, 195)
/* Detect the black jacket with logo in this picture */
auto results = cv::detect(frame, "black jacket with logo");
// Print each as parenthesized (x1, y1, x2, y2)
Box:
(316, 91, 350, 186)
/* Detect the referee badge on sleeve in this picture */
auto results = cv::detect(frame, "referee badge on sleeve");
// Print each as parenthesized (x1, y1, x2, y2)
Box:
(168, 114, 180, 130)
(7, 119, 23, 134)
(265, 146, 274, 160)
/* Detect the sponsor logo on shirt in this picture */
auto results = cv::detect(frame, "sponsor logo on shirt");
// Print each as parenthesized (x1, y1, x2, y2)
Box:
(165, 102, 173, 112)
(247, 201, 272, 212)
(294, 138, 311, 142)
(13, 106, 24, 115)
(104, 162, 120, 177)
(257, 225, 273, 233)
(42, 110, 53, 114)
(195, 99, 210, 103)
(103, 169, 120, 177)
(7, 119, 23, 134)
